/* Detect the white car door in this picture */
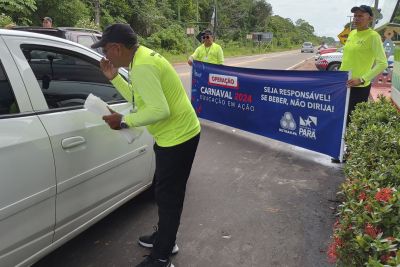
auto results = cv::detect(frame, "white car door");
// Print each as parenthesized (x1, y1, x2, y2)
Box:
(4, 36, 154, 243)
(0, 36, 56, 267)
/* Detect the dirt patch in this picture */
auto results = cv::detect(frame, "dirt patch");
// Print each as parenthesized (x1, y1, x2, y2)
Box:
(292, 58, 317, 71)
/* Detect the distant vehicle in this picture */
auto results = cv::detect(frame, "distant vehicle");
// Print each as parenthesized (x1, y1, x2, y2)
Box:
(315, 51, 343, 71)
(11, 26, 103, 54)
(314, 47, 338, 60)
(0, 29, 155, 267)
(301, 42, 314, 53)
(316, 46, 393, 75)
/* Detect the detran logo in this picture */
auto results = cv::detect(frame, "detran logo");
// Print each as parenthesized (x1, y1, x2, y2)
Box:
(208, 73, 239, 89)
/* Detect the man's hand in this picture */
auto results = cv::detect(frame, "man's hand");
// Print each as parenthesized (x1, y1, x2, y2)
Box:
(188, 56, 193, 66)
(102, 112, 123, 130)
(347, 78, 363, 87)
(100, 57, 119, 80)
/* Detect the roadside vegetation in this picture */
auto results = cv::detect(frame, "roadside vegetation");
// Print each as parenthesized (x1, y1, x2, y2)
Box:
(328, 97, 400, 266)
(0, 0, 334, 62)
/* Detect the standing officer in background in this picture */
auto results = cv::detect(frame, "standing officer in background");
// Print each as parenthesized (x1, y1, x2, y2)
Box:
(92, 23, 201, 267)
(42, 17, 53, 28)
(188, 29, 224, 65)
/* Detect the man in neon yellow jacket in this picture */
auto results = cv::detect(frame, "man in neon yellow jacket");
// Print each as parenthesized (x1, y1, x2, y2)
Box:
(92, 23, 200, 267)
(340, 5, 388, 123)
(188, 30, 224, 65)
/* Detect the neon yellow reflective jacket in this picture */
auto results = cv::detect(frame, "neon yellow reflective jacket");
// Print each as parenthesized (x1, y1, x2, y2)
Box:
(339, 28, 388, 86)
(111, 46, 200, 147)
(191, 43, 224, 64)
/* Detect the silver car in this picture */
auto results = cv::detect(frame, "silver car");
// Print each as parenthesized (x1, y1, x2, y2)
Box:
(301, 42, 314, 53)
(0, 29, 155, 266)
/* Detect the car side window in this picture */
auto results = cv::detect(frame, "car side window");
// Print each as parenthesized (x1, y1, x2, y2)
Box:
(20, 45, 125, 109)
(0, 61, 19, 115)
(77, 35, 95, 48)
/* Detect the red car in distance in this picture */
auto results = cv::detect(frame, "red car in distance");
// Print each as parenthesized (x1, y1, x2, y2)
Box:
(314, 47, 339, 61)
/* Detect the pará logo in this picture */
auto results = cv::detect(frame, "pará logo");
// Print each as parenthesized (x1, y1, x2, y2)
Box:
(299, 115, 318, 140)
(299, 116, 317, 127)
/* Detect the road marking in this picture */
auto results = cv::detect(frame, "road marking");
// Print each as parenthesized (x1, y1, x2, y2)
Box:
(179, 51, 310, 76)
(286, 56, 314, 70)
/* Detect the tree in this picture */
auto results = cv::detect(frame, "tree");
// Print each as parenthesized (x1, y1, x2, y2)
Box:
(0, 14, 14, 27)
(122, 0, 173, 37)
(249, 0, 272, 31)
(0, 0, 36, 25)
(268, 15, 296, 47)
(34, 0, 89, 26)
(83, 0, 100, 25)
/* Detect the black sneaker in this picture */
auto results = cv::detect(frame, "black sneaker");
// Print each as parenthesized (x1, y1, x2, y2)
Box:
(135, 255, 174, 267)
(138, 229, 179, 254)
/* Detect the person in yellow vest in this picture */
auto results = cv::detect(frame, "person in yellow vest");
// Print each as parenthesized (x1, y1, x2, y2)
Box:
(334, 5, 387, 163)
(188, 30, 224, 65)
(340, 5, 387, 123)
(92, 23, 200, 267)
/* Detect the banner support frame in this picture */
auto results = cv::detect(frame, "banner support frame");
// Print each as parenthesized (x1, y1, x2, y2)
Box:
(338, 71, 351, 162)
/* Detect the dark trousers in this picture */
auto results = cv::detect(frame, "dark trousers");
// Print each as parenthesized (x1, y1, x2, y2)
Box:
(346, 84, 371, 125)
(151, 133, 200, 259)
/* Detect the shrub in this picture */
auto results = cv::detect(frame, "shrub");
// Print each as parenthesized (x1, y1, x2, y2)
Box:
(145, 24, 192, 54)
(0, 14, 14, 28)
(75, 18, 101, 31)
(328, 97, 400, 266)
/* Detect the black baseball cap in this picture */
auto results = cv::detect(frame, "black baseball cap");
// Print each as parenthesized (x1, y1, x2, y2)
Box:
(202, 29, 213, 36)
(351, 5, 373, 17)
(91, 23, 137, 48)
(42, 17, 52, 23)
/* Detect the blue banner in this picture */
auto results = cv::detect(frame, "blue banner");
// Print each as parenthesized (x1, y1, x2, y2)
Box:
(191, 61, 349, 159)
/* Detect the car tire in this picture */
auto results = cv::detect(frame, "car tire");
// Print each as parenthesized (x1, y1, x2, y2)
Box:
(327, 62, 341, 71)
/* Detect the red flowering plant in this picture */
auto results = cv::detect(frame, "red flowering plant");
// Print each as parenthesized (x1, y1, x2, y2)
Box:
(327, 98, 400, 266)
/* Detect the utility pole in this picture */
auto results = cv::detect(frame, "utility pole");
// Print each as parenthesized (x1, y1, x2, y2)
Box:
(177, 1, 181, 22)
(213, 0, 217, 37)
(196, 0, 199, 32)
(371, 0, 379, 28)
(94, 0, 100, 26)
(347, 15, 353, 30)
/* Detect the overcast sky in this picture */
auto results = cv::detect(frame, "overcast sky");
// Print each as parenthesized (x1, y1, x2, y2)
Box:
(266, 0, 379, 39)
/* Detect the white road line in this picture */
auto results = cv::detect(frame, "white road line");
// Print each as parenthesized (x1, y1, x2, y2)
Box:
(286, 56, 314, 70)
(179, 51, 311, 76)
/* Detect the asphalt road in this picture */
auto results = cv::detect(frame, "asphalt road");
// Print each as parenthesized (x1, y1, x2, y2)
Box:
(176, 50, 314, 95)
(34, 51, 342, 267)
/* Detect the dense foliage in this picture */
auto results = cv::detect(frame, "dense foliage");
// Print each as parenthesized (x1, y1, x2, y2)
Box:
(328, 97, 400, 266)
(0, 0, 331, 53)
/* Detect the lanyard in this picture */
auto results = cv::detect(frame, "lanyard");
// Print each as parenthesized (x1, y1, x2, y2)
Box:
(204, 45, 211, 59)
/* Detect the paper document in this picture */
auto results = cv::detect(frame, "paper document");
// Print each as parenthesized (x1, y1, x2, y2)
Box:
(84, 93, 142, 143)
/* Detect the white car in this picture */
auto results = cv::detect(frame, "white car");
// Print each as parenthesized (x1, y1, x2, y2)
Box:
(301, 42, 314, 53)
(315, 51, 343, 71)
(0, 29, 155, 266)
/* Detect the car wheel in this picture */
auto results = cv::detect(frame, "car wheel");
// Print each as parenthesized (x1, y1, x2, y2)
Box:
(328, 62, 341, 71)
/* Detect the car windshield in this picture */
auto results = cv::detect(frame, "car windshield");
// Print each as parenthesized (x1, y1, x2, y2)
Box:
(303, 42, 312, 47)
